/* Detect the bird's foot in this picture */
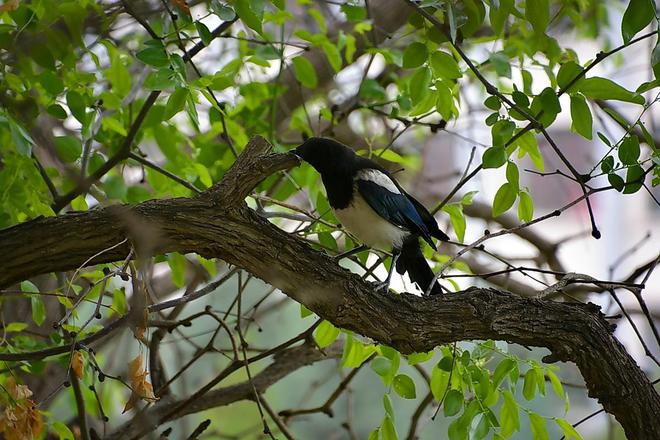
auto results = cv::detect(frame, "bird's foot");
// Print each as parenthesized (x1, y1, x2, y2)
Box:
(373, 281, 392, 293)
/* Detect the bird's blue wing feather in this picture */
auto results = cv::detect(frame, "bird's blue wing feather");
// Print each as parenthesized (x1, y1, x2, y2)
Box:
(356, 178, 435, 249)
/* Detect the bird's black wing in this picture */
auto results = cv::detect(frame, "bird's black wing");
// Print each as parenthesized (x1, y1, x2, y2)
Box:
(355, 169, 436, 250)
(406, 195, 450, 242)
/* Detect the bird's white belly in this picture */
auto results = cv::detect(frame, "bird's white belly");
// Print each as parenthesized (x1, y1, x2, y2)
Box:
(333, 192, 408, 249)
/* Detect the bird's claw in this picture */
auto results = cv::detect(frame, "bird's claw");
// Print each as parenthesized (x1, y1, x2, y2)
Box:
(373, 281, 391, 293)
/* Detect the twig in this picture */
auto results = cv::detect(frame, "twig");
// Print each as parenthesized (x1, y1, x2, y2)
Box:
(128, 152, 202, 193)
(70, 373, 90, 440)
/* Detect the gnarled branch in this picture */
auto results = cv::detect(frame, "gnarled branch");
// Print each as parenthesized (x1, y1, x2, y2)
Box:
(0, 136, 658, 439)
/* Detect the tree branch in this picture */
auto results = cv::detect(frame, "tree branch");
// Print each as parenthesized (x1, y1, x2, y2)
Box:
(1, 137, 659, 439)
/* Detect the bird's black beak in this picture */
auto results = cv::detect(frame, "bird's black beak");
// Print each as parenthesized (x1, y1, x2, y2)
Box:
(291, 145, 304, 161)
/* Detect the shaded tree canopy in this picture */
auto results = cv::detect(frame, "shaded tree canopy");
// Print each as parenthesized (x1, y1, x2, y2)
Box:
(0, 1, 658, 440)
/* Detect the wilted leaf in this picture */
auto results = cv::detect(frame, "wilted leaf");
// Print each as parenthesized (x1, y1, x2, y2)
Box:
(0, 378, 44, 440)
(123, 353, 159, 413)
(0, 0, 18, 12)
(72, 350, 85, 379)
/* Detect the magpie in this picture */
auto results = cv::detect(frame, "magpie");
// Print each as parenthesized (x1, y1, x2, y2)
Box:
(293, 137, 448, 295)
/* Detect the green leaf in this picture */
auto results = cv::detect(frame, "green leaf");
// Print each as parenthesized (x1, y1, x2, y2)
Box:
(322, 42, 342, 72)
(383, 394, 395, 419)
(474, 414, 490, 440)
(210, 1, 236, 20)
(359, 79, 387, 100)
(482, 146, 507, 169)
(484, 95, 501, 111)
(66, 90, 86, 124)
(506, 161, 519, 189)
(393, 374, 416, 399)
(194, 163, 212, 188)
(557, 61, 584, 92)
(342, 334, 377, 367)
(5, 322, 28, 332)
(164, 88, 189, 120)
(621, 0, 655, 44)
(546, 368, 564, 399)
(515, 130, 545, 171)
(104, 42, 131, 97)
(601, 156, 615, 173)
(408, 67, 432, 105)
(530, 87, 561, 127)
(525, 0, 549, 34)
(518, 191, 534, 222)
(429, 51, 461, 79)
(54, 136, 82, 163)
(490, 52, 511, 78)
(406, 351, 434, 365)
(47, 104, 68, 119)
(430, 364, 450, 400)
(8, 117, 34, 156)
(402, 42, 428, 68)
(492, 183, 517, 217)
(38, 70, 64, 95)
(529, 413, 549, 440)
(112, 288, 127, 316)
(653, 40, 660, 80)
(21, 281, 45, 326)
(523, 369, 537, 400)
(623, 165, 645, 194)
(493, 358, 516, 386)
(234, 0, 262, 34)
(609, 173, 625, 192)
(579, 77, 645, 104)
(381, 416, 398, 440)
(570, 94, 593, 140)
(341, 3, 366, 21)
(314, 320, 340, 348)
(371, 356, 392, 377)
(436, 83, 453, 120)
(52, 421, 75, 440)
(500, 390, 520, 437)
(442, 204, 466, 243)
(556, 418, 584, 440)
(292, 56, 318, 88)
(167, 252, 186, 287)
(195, 22, 214, 46)
(490, 0, 512, 35)
(443, 389, 463, 416)
(300, 303, 313, 318)
(618, 135, 641, 165)
(136, 46, 169, 67)
(367, 429, 380, 440)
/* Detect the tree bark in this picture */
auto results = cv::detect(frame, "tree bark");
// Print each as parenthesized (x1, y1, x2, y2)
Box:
(1, 136, 658, 439)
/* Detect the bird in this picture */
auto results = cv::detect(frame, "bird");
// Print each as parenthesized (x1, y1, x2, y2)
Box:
(293, 137, 449, 295)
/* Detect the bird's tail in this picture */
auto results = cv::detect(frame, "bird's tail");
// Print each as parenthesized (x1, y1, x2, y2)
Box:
(395, 236, 443, 295)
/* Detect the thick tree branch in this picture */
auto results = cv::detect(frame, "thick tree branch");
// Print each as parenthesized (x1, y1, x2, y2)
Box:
(0, 137, 658, 439)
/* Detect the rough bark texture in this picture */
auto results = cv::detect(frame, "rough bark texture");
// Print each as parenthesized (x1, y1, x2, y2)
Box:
(1, 136, 659, 439)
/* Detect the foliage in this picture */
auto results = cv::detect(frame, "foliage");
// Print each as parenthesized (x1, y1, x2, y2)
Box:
(0, 0, 658, 439)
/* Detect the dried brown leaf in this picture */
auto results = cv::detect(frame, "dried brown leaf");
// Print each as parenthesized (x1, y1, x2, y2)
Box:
(72, 350, 85, 379)
(0, 0, 19, 13)
(0, 378, 43, 440)
(172, 0, 190, 15)
(123, 353, 159, 412)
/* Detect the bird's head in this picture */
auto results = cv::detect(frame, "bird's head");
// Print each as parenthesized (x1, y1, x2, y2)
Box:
(293, 137, 355, 174)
